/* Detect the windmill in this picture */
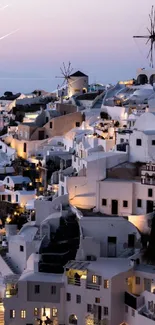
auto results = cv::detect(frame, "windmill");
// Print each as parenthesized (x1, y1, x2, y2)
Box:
(133, 6, 155, 68)
(55, 62, 74, 95)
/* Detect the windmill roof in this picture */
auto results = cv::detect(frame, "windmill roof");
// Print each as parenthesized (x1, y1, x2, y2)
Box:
(70, 70, 88, 77)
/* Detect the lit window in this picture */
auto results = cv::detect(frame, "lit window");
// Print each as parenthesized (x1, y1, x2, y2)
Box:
(21, 310, 26, 319)
(95, 298, 100, 303)
(52, 308, 58, 317)
(34, 308, 39, 316)
(92, 275, 97, 284)
(10, 310, 15, 318)
(104, 280, 109, 289)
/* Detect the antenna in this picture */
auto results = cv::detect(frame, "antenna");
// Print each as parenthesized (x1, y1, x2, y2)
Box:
(133, 6, 155, 68)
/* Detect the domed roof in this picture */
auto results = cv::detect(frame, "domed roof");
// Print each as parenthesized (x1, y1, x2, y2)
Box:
(134, 112, 155, 131)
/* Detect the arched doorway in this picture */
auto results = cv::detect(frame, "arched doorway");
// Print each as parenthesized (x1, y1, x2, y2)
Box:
(137, 74, 148, 85)
(150, 74, 155, 85)
(69, 315, 78, 325)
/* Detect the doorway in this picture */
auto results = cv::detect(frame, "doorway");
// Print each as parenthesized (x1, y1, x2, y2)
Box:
(111, 200, 118, 215)
(107, 237, 117, 257)
(38, 130, 45, 140)
(147, 200, 153, 214)
(144, 278, 151, 292)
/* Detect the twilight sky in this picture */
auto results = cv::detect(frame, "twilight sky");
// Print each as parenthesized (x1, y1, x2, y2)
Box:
(0, 0, 154, 93)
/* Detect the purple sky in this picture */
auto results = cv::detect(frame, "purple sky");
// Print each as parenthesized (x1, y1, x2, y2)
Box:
(0, 0, 154, 93)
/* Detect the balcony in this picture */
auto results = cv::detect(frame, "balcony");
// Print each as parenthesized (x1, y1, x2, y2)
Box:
(68, 278, 81, 286)
(125, 292, 144, 309)
(86, 283, 100, 290)
(141, 178, 155, 186)
(5, 288, 18, 298)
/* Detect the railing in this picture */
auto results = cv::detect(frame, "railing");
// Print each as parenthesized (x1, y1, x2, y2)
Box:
(141, 178, 155, 186)
(68, 278, 81, 286)
(86, 283, 100, 290)
(142, 165, 155, 172)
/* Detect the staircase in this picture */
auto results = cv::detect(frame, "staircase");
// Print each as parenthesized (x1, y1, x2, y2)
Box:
(91, 91, 105, 109)
(2, 255, 20, 274)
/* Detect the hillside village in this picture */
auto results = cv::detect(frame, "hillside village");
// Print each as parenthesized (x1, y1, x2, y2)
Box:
(0, 68, 155, 325)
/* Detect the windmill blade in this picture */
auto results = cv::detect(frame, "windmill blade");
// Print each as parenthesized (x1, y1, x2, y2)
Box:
(149, 14, 153, 34)
(55, 76, 65, 78)
(66, 62, 71, 76)
(69, 67, 74, 75)
(133, 35, 150, 38)
(147, 27, 151, 34)
(147, 46, 152, 59)
(146, 38, 150, 45)
(60, 67, 66, 77)
(63, 62, 67, 75)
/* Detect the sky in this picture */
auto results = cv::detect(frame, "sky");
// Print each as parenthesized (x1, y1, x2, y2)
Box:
(0, 0, 154, 94)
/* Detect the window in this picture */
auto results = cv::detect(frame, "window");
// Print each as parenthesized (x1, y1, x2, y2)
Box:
(34, 308, 39, 316)
(137, 199, 142, 208)
(16, 194, 18, 203)
(10, 310, 15, 318)
(34, 285, 40, 294)
(123, 200, 128, 208)
(92, 275, 97, 283)
(148, 188, 153, 197)
(7, 177, 9, 183)
(102, 199, 107, 206)
(104, 307, 108, 316)
(125, 305, 128, 313)
(20, 245, 24, 252)
(76, 122, 80, 127)
(51, 285, 56, 295)
(50, 122, 53, 128)
(136, 139, 142, 146)
(7, 195, 11, 202)
(61, 186, 64, 195)
(95, 298, 100, 303)
(87, 304, 92, 313)
(23, 142, 27, 153)
(152, 140, 155, 145)
(76, 295, 81, 303)
(132, 309, 135, 317)
(120, 138, 124, 143)
(21, 310, 26, 319)
(135, 277, 140, 285)
(104, 280, 109, 289)
(52, 308, 58, 317)
(66, 293, 71, 301)
(2, 195, 5, 201)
